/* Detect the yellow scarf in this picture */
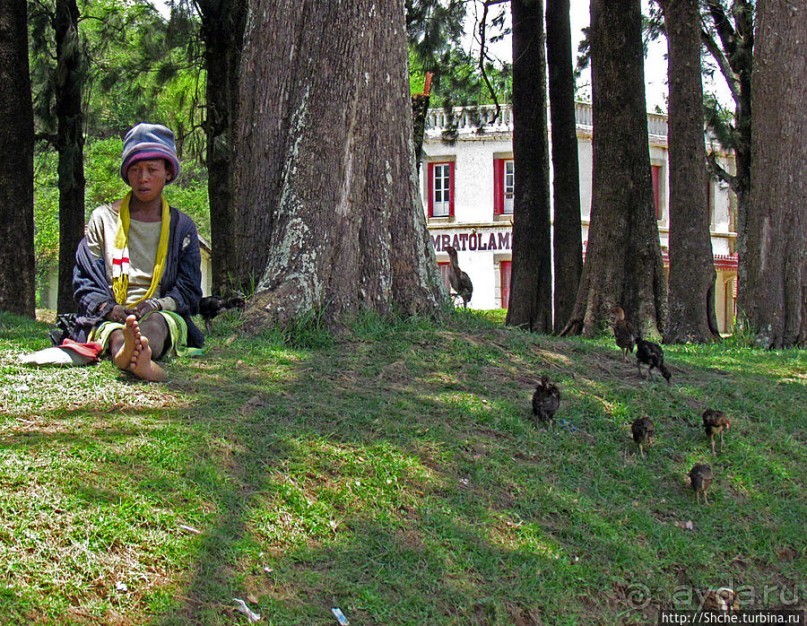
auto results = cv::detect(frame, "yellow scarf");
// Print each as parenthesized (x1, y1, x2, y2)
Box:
(112, 191, 171, 305)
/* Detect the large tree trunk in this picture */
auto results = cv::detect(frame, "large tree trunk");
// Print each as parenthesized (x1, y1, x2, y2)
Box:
(199, 0, 248, 295)
(54, 0, 85, 315)
(546, 0, 582, 333)
(0, 0, 36, 317)
(232, 0, 445, 329)
(741, 0, 806, 348)
(661, 0, 720, 344)
(561, 0, 666, 338)
(505, 0, 552, 332)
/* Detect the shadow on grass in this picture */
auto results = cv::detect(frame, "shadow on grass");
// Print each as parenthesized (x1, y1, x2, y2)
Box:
(0, 312, 804, 624)
(149, 328, 804, 624)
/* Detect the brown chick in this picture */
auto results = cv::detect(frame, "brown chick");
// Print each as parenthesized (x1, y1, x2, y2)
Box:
(532, 376, 560, 427)
(631, 417, 654, 458)
(702, 409, 731, 455)
(612, 306, 635, 362)
(689, 463, 713, 505)
(702, 587, 740, 612)
(444, 245, 473, 308)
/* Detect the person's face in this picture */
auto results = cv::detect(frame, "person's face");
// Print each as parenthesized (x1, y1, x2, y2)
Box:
(126, 159, 170, 204)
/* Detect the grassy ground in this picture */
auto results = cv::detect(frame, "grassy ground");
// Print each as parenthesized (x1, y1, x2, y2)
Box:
(0, 309, 804, 625)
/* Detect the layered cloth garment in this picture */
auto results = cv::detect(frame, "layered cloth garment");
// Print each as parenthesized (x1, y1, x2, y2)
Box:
(72, 198, 205, 350)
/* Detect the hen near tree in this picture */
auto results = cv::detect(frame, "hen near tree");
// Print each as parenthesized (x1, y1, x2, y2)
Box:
(444, 245, 473, 308)
(612, 306, 635, 361)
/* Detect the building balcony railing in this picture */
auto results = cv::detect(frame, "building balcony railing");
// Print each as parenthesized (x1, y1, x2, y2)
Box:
(425, 102, 669, 138)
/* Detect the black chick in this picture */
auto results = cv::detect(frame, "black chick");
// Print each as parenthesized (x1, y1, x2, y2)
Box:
(631, 417, 654, 458)
(612, 306, 636, 362)
(444, 245, 473, 308)
(702, 409, 731, 455)
(689, 463, 713, 505)
(636, 338, 671, 384)
(532, 376, 561, 427)
(199, 295, 246, 333)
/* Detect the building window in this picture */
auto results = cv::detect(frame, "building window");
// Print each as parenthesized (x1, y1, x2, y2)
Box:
(428, 162, 454, 218)
(500, 260, 512, 309)
(651, 164, 662, 220)
(707, 177, 715, 228)
(494, 158, 515, 215)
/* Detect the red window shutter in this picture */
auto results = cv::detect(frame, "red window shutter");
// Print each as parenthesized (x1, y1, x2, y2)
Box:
(493, 159, 504, 215)
(651, 165, 661, 219)
(427, 163, 435, 218)
(438, 262, 451, 291)
(500, 260, 512, 309)
(448, 161, 455, 217)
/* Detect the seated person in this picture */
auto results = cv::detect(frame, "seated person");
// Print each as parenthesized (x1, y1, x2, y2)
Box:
(71, 123, 205, 381)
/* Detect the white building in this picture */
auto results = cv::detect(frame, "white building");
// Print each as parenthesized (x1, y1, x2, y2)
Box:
(420, 102, 739, 333)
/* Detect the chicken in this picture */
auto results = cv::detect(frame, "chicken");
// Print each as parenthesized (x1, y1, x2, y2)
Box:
(630, 417, 654, 458)
(689, 463, 713, 504)
(199, 295, 246, 333)
(612, 306, 635, 362)
(444, 245, 473, 308)
(532, 376, 560, 427)
(702, 409, 731, 455)
(636, 338, 671, 384)
(702, 587, 740, 612)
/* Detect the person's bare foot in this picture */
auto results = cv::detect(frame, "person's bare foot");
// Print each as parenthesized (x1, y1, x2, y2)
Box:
(128, 335, 167, 382)
(113, 315, 141, 370)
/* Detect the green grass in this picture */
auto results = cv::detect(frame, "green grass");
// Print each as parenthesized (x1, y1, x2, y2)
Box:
(0, 309, 804, 625)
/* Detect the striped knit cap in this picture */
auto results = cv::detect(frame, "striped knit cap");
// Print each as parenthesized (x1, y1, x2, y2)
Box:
(119, 123, 180, 185)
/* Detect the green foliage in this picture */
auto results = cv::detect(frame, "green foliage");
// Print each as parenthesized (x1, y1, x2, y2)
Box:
(703, 93, 736, 152)
(32, 152, 60, 297)
(84, 137, 128, 209)
(406, 0, 511, 110)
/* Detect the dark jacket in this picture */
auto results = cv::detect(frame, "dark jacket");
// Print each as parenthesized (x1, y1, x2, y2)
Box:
(71, 206, 205, 348)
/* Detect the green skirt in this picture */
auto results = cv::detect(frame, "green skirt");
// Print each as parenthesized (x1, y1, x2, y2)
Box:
(90, 311, 204, 359)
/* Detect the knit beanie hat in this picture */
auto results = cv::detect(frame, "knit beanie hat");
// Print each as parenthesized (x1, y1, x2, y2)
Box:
(120, 123, 181, 185)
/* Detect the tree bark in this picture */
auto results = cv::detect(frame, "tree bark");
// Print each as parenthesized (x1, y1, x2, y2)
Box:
(505, 0, 552, 332)
(232, 0, 445, 329)
(561, 0, 666, 338)
(661, 0, 720, 344)
(0, 0, 36, 317)
(546, 0, 582, 333)
(741, 0, 806, 348)
(199, 0, 249, 295)
(54, 0, 86, 315)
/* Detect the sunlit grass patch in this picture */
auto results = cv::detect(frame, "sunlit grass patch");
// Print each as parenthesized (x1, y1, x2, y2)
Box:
(0, 309, 804, 623)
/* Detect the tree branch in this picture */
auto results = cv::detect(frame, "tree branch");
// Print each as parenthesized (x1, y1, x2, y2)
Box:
(477, 0, 501, 124)
(700, 28, 738, 104)
(706, 150, 738, 194)
(705, 0, 736, 64)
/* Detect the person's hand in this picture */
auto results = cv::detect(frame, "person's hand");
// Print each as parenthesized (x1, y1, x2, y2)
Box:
(134, 299, 161, 319)
(106, 304, 135, 323)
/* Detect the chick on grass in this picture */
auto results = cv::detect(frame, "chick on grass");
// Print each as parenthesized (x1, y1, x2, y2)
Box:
(532, 376, 560, 428)
(689, 463, 714, 505)
(702, 409, 731, 455)
(631, 417, 654, 458)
